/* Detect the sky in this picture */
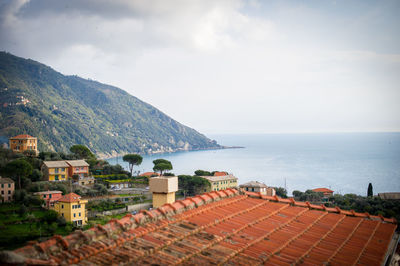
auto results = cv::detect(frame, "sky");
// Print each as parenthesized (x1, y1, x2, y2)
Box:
(1, 0, 399, 135)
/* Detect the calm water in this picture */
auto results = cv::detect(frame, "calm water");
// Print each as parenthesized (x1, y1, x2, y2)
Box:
(107, 133, 400, 196)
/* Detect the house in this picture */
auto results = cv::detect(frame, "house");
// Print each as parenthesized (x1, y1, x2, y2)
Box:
(139, 172, 160, 177)
(75, 176, 95, 186)
(0, 177, 15, 203)
(52, 193, 87, 227)
(66, 160, 90, 179)
(9, 134, 38, 154)
(312, 187, 334, 198)
(239, 181, 276, 196)
(34, 190, 63, 208)
(41, 161, 70, 181)
(201, 174, 238, 191)
(108, 181, 132, 189)
(378, 192, 400, 200)
(7, 189, 398, 265)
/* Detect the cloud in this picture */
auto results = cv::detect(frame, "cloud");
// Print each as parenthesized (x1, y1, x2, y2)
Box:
(0, 0, 399, 133)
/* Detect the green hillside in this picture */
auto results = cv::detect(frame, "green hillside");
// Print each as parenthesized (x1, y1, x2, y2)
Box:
(0, 52, 221, 157)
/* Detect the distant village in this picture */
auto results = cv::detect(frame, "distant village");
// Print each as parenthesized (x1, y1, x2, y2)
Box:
(0, 134, 399, 265)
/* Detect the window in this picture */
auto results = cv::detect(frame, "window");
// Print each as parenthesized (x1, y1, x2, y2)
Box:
(1, 184, 3, 188)
(43, 194, 46, 198)
(8, 191, 11, 194)
(79, 212, 81, 217)
(61, 204, 64, 209)
(62, 213, 64, 217)
(61, 168, 65, 171)
(55, 168, 59, 173)
(252, 188, 255, 192)
(8, 183, 11, 188)
(61, 175, 65, 179)
(1, 191, 3, 195)
(49, 194, 52, 198)
(55, 175, 59, 181)
(74, 213, 76, 217)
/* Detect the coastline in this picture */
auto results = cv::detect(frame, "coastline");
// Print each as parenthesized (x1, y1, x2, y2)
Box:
(97, 145, 244, 160)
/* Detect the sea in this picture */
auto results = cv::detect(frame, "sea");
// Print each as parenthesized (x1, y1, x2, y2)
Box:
(106, 132, 400, 196)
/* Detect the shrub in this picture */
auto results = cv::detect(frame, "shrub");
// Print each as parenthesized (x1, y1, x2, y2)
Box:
(43, 210, 59, 224)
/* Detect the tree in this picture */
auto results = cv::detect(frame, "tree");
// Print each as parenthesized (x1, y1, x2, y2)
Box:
(18, 204, 28, 217)
(123, 154, 143, 176)
(153, 163, 173, 176)
(30, 169, 43, 182)
(292, 190, 303, 198)
(194, 170, 212, 176)
(274, 187, 288, 198)
(178, 175, 211, 196)
(70, 145, 95, 159)
(153, 159, 171, 165)
(367, 183, 373, 197)
(3, 158, 33, 189)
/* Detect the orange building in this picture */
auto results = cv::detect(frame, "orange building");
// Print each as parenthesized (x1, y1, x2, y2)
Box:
(9, 134, 38, 154)
(312, 187, 334, 198)
(139, 172, 160, 177)
(66, 160, 89, 179)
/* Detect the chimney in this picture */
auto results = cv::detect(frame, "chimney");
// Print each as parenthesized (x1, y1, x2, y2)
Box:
(149, 176, 178, 208)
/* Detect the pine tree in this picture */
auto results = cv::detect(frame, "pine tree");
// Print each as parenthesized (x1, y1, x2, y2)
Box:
(367, 183, 373, 197)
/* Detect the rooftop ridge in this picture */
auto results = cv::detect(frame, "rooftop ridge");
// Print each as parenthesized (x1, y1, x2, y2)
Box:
(11, 188, 241, 264)
(245, 191, 397, 224)
(3, 188, 397, 265)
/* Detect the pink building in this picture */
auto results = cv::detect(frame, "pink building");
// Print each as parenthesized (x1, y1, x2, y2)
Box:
(34, 190, 63, 208)
(0, 177, 15, 203)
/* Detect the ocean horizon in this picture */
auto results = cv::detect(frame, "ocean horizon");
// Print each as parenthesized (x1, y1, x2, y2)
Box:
(107, 132, 400, 196)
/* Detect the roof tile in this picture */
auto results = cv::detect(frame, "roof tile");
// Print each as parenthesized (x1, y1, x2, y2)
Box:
(4, 188, 397, 265)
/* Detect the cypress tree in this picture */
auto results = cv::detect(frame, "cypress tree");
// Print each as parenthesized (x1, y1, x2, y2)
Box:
(367, 183, 373, 197)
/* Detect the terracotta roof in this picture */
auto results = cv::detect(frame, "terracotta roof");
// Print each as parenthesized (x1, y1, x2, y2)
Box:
(9, 134, 36, 139)
(202, 174, 238, 182)
(240, 181, 268, 188)
(65, 160, 89, 167)
(312, 187, 334, 193)
(57, 193, 81, 203)
(4, 190, 397, 265)
(43, 161, 70, 168)
(214, 171, 228, 176)
(139, 172, 160, 177)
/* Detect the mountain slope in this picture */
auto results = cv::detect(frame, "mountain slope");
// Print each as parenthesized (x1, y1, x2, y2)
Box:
(0, 52, 221, 157)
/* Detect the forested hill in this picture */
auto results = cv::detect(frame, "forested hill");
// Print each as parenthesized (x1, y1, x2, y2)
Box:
(0, 52, 221, 157)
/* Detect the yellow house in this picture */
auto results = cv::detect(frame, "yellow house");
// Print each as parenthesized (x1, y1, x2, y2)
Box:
(41, 161, 70, 181)
(202, 174, 238, 191)
(53, 193, 88, 226)
(9, 134, 38, 154)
